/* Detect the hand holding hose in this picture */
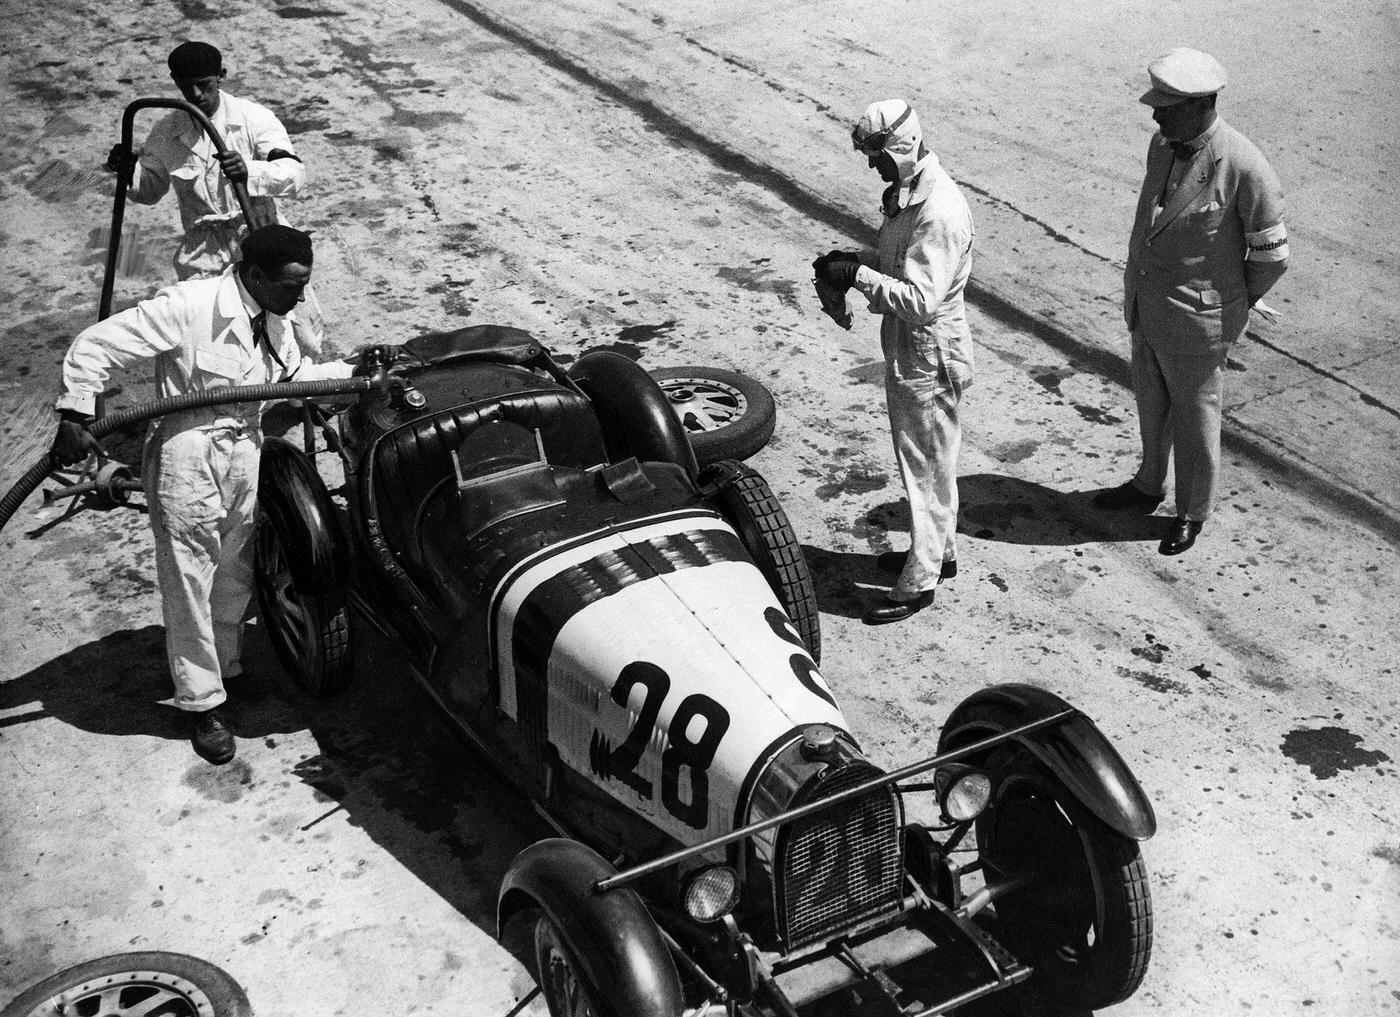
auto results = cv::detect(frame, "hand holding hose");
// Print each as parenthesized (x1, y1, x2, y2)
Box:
(52, 411, 106, 466)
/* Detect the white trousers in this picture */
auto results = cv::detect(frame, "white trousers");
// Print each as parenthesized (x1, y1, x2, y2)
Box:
(885, 352, 966, 600)
(143, 423, 261, 711)
(1129, 332, 1225, 522)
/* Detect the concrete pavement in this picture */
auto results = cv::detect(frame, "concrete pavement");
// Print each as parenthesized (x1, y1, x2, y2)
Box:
(2, 2, 1397, 1015)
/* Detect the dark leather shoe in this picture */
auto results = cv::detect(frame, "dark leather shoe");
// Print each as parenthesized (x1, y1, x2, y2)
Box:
(1093, 481, 1164, 511)
(191, 707, 235, 765)
(1158, 517, 1202, 556)
(876, 551, 957, 581)
(862, 591, 935, 624)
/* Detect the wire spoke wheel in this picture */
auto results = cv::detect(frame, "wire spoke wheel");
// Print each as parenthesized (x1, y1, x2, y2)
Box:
(977, 754, 1152, 1010)
(533, 916, 598, 1017)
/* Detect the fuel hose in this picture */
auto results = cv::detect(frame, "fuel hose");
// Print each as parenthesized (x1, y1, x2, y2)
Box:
(0, 376, 374, 533)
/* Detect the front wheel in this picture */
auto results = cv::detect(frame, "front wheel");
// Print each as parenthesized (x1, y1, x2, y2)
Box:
(976, 753, 1152, 1009)
(534, 915, 601, 1017)
(253, 512, 352, 696)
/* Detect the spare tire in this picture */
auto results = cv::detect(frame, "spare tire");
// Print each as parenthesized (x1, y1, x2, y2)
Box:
(649, 367, 776, 465)
(1, 952, 252, 1017)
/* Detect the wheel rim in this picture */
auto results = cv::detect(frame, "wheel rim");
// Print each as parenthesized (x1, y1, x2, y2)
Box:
(535, 919, 595, 1017)
(658, 376, 747, 434)
(256, 522, 311, 664)
(986, 779, 1101, 968)
(17, 968, 214, 1017)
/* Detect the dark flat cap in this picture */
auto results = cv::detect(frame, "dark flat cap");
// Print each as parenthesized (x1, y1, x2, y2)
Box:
(240, 224, 313, 270)
(168, 41, 222, 79)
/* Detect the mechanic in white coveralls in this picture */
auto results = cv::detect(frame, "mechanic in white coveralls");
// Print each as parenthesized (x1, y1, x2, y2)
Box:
(105, 41, 323, 351)
(51, 225, 354, 765)
(814, 100, 975, 625)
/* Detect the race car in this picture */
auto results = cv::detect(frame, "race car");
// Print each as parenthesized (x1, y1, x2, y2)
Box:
(254, 324, 1156, 1016)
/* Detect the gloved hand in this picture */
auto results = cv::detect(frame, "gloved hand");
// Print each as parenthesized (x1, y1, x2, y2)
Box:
(106, 143, 137, 174)
(52, 410, 105, 467)
(811, 252, 859, 331)
(813, 250, 861, 289)
(350, 344, 394, 375)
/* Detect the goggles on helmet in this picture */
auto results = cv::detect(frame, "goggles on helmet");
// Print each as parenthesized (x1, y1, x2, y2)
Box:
(851, 104, 912, 155)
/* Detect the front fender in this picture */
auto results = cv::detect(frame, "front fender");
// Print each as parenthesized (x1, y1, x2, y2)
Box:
(938, 683, 1156, 841)
(258, 437, 347, 594)
(497, 839, 684, 1017)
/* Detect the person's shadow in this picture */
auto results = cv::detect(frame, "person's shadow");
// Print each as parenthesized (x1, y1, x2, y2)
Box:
(804, 472, 1167, 621)
(0, 617, 550, 1008)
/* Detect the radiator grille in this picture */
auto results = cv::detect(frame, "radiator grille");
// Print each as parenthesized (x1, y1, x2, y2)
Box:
(775, 762, 903, 948)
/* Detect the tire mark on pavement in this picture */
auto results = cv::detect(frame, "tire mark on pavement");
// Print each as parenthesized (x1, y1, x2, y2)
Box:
(427, 0, 1399, 544)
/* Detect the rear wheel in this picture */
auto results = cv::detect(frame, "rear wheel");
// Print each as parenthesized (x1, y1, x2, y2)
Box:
(253, 512, 352, 696)
(534, 915, 601, 1017)
(706, 461, 820, 664)
(976, 753, 1152, 1009)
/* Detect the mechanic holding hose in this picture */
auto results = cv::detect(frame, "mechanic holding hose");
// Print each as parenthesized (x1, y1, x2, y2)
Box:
(52, 224, 355, 765)
(105, 41, 325, 352)
(814, 100, 975, 625)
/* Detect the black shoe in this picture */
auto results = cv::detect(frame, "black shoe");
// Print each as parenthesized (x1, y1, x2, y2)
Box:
(1158, 517, 1202, 556)
(862, 591, 935, 625)
(876, 551, 957, 581)
(1093, 481, 1164, 511)
(223, 673, 266, 701)
(191, 707, 235, 765)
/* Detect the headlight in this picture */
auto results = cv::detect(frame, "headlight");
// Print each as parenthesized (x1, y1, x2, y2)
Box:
(682, 865, 740, 922)
(935, 764, 991, 822)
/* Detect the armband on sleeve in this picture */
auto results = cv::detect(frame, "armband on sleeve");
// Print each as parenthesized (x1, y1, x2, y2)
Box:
(1246, 222, 1289, 263)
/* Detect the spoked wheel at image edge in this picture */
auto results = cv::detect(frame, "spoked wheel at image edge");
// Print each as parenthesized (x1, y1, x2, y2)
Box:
(0, 952, 251, 1017)
(976, 749, 1154, 1010)
(649, 366, 776, 465)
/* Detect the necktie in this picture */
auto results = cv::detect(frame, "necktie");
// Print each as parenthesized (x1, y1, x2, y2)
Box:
(1169, 141, 1195, 161)
(251, 310, 286, 371)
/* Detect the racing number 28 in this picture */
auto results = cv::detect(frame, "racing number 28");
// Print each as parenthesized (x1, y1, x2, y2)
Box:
(596, 662, 730, 829)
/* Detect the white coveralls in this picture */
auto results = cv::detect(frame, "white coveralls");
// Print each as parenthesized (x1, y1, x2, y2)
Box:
(56, 269, 352, 711)
(849, 104, 975, 600)
(127, 93, 323, 352)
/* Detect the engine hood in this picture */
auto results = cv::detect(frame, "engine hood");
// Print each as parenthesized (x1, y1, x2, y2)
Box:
(490, 510, 848, 844)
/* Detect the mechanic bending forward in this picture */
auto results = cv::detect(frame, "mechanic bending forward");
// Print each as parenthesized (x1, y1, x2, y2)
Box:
(815, 100, 975, 625)
(106, 41, 324, 352)
(1097, 47, 1289, 555)
(51, 225, 355, 765)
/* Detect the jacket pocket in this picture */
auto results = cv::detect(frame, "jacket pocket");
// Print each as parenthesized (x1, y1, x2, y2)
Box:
(194, 345, 240, 383)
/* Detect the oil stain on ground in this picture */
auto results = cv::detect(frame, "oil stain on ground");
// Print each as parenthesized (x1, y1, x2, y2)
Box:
(716, 262, 799, 310)
(1281, 726, 1391, 779)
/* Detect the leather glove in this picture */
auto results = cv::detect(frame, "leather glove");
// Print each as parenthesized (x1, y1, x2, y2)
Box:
(52, 410, 105, 466)
(813, 250, 861, 289)
(106, 143, 137, 174)
(811, 252, 857, 331)
(352, 344, 395, 376)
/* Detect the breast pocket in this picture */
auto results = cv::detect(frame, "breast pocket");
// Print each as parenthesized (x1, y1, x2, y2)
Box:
(194, 346, 240, 386)
(1185, 206, 1227, 234)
